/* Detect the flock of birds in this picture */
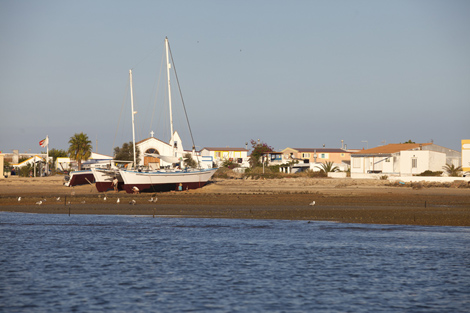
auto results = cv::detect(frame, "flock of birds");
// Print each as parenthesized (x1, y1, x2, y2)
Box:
(18, 195, 315, 206)
(17, 195, 160, 206)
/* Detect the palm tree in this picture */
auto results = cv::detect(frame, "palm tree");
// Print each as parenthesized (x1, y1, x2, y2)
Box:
(443, 163, 462, 177)
(319, 161, 339, 173)
(68, 133, 92, 170)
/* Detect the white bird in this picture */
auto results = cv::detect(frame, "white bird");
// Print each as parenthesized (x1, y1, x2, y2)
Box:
(309, 201, 316, 206)
(148, 197, 154, 202)
(153, 197, 158, 203)
(18, 197, 21, 201)
(129, 199, 136, 205)
(81, 200, 86, 204)
(36, 200, 42, 205)
(116, 198, 120, 204)
(103, 196, 107, 201)
(56, 197, 60, 201)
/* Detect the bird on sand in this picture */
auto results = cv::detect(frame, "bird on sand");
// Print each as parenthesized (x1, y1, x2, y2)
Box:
(309, 201, 316, 206)
(103, 196, 107, 201)
(116, 198, 120, 204)
(149, 197, 158, 202)
(18, 197, 21, 201)
(36, 200, 42, 205)
(56, 197, 60, 201)
(129, 199, 136, 205)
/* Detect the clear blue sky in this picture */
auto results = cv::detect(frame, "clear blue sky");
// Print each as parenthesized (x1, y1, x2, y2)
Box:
(1, 0, 469, 155)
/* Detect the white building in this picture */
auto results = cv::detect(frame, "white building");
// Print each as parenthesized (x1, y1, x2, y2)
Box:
(55, 152, 113, 171)
(351, 143, 460, 178)
(136, 132, 184, 169)
(462, 139, 470, 175)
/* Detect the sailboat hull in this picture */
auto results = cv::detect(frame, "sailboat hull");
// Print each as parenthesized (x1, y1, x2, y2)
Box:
(64, 170, 95, 187)
(119, 168, 217, 193)
(92, 168, 124, 192)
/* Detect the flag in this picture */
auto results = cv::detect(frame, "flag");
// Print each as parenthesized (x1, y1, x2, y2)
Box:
(39, 136, 49, 148)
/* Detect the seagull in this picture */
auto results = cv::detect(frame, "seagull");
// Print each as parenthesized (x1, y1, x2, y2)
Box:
(36, 200, 42, 205)
(129, 199, 136, 205)
(116, 198, 120, 204)
(148, 197, 154, 202)
(103, 196, 107, 201)
(81, 200, 86, 204)
(56, 197, 60, 201)
(153, 197, 158, 203)
(18, 197, 21, 201)
(309, 201, 316, 206)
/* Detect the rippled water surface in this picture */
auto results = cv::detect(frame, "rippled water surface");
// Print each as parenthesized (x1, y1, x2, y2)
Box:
(1, 212, 469, 312)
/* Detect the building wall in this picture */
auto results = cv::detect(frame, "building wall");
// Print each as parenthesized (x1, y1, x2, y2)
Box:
(462, 140, 470, 172)
(400, 150, 446, 176)
(200, 149, 249, 167)
(422, 143, 461, 166)
(351, 155, 393, 174)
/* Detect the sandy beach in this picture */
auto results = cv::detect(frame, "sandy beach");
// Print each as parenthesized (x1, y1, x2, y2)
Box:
(1, 175, 469, 226)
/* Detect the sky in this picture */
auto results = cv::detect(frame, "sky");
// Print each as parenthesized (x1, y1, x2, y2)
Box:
(1, 0, 469, 156)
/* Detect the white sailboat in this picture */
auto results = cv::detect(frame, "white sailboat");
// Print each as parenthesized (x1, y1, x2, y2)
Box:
(118, 37, 217, 193)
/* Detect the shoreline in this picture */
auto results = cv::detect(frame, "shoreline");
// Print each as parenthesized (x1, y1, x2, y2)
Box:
(1, 176, 469, 226)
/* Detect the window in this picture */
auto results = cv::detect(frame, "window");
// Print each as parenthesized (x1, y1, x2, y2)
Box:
(412, 158, 418, 168)
(215, 152, 221, 158)
(146, 148, 158, 154)
(302, 153, 310, 158)
(321, 153, 326, 159)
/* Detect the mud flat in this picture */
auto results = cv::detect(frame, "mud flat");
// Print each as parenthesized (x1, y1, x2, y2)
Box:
(1, 176, 469, 226)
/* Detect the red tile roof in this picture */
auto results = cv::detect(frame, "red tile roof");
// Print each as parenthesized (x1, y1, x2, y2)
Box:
(353, 143, 432, 154)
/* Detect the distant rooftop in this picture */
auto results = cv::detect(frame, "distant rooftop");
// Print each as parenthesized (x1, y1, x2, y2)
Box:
(353, 143, 433, 155)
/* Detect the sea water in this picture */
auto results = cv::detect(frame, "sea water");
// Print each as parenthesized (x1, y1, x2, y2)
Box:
(0, 212, 469, 312)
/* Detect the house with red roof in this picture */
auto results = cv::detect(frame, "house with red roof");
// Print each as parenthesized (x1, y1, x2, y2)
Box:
(350, 142, 461, 178)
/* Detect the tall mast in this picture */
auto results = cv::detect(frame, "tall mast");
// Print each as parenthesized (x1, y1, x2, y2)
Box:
(129, 69, 137, 167)
(165, 37, 174, 139)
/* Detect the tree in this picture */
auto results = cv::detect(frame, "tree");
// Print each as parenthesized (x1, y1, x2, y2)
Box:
(443, 163, 462, 177)
(49, 148, 68, 167)
(114, 142, 140, 164)
(183, 153, 197, 168)
(319, 161, 339, 173)
(221, 158, 240, 169)
(249, 139, 274, 168)
(68, 132, 92, 171)
(403, 140, 416, 144)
